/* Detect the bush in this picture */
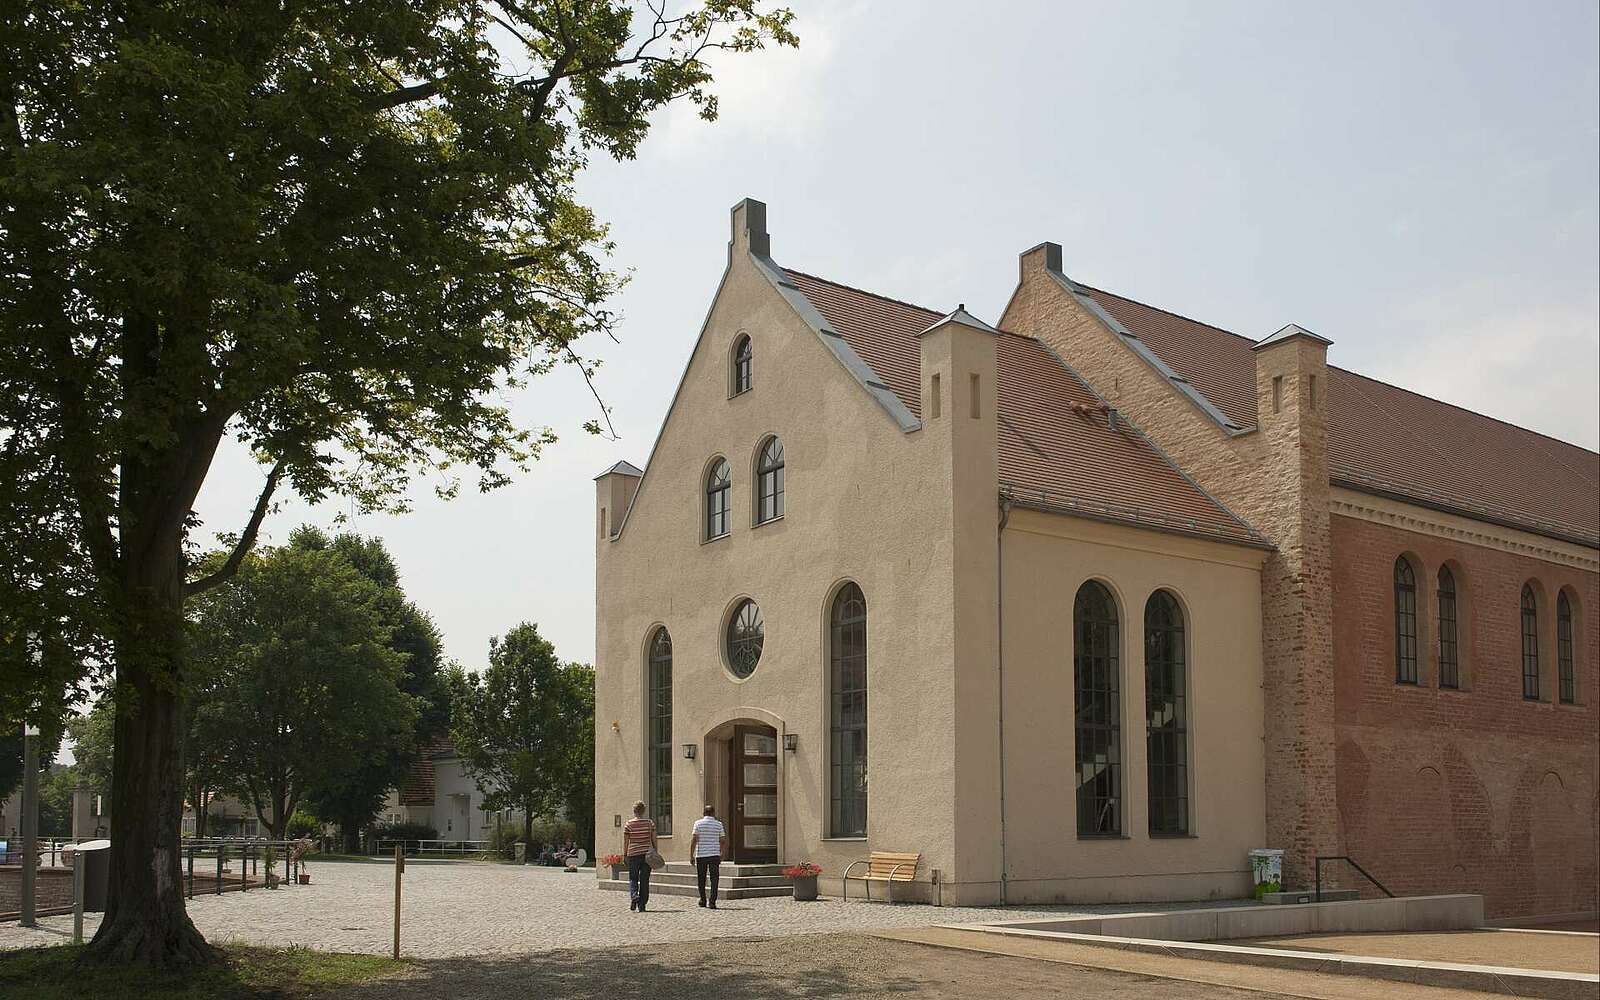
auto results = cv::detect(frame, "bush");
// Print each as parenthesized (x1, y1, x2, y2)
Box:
(286, 811, 320, 839)
(486, 816, 580, 860)
(375, 821, 438, 842)
(488, 822, 523, 859)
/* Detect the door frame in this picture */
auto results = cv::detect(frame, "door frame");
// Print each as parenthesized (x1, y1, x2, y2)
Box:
(728, 723, 779, 863)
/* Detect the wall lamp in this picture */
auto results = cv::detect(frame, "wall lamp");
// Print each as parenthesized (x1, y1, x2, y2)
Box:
(681, 743, 697, 760)
(782, 733, 799, 753)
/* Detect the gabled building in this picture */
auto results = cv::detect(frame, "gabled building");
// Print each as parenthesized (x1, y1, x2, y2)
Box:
(594, 199, 1597, 919)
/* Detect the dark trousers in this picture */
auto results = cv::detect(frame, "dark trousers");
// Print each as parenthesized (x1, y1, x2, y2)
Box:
(696, 855, 721, 903)
(627, 854, 651, 907)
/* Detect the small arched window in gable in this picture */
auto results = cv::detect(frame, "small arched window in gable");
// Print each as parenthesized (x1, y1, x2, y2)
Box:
(755, 436, 784, 524)
(705, 458, 731, 540)
(1521, 583, 1540, 700)
(1394, 557, 1418, 684)
(732, 335, 753, 395)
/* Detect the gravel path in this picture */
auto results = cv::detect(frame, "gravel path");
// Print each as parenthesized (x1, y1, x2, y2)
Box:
(0, 860, 1229, 958)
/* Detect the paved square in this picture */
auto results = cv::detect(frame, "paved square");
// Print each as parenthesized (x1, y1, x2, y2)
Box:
(0, 860, 1229, 958)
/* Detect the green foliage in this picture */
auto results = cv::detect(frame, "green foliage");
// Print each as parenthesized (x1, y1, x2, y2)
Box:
(188, 536, 420, 839)
(66, 701, 115, 791)
(373, 821, 438, 842)
(37, 765, 78, 838)
(453, 624, 593, 847)
(285, 812, 320, 840)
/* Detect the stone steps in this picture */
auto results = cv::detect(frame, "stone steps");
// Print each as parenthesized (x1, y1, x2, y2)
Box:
(596, 878, 793, 899)
(597, 861, 795, 899)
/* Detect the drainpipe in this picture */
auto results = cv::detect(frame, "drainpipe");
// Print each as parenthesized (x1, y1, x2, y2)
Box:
(996, 494, 1012, 906)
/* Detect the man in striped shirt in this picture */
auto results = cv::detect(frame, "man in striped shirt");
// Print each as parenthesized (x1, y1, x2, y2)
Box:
(621, 800, 657, 912)
(689, 805, 728, 908)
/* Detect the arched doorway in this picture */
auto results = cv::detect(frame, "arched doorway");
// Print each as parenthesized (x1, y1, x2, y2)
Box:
(699, 714, 783, 864)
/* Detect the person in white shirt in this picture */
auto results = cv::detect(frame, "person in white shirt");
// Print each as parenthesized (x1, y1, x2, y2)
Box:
(689, 804, 728, 909)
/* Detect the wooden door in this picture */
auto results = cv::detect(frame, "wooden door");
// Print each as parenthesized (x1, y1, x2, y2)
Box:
(729, 725, 778, 863)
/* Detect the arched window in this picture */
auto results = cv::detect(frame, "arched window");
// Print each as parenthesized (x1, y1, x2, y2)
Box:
(732, 335, 753, 395)
(1437, 566, 1459, 689)
(755, 436, 784, 524)
(726, 599, 764, 679)
(829, 583, 868, 838)
(705, 458, 731, 540)
(1144, 590, 1188, 835)
(1074, 580, 1121, 837)
(1557, 591, 1575, 704)
(1521, 584, 1540, 700)
(647, 628, 673, 834)
(1394, 558, 1418, 684)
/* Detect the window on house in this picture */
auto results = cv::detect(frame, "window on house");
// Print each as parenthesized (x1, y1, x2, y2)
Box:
(1557, 591, 1575, 704)
(1074, 580, 1121, 837)
(647, 627, 673, 835)
(755, 436, 784, 524)
(1521, 584, 1540, 700)
(705, 458, 731, 540)
(829, 583, 868, 838)
(1145, 590, 1188, 836)
(726, 599, 764, 679)
(733, 335, 753, 395)
(1437, 566, 1459, 689)
(1394, 558, 1418, 684)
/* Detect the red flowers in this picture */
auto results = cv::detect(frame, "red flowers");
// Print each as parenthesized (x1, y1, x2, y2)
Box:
(783, 862, 822, 878)
(600, 854, 625, 866)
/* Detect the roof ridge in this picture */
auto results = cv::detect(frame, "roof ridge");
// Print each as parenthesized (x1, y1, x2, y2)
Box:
(784, 268, 946, 318)
(1076, 282, 1259, 347)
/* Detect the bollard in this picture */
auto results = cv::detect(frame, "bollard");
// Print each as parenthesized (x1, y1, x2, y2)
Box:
(216, 844, 224, 895)
(392, 844, 404, 959)
(72, 850, 84, 945)
(186, 843, 194, 900)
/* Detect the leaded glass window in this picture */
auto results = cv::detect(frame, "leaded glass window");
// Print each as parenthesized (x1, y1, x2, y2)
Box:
(1521, 584, 1540, 700)
(647, 627, 673, 835)
(829, 583, 868, 838)
(705, 458, 730, 539)
(1074, 581, 1121, 837)
(1558, 591, 1575, 704)
(726, 599, 763, 679)
(1437, 567, 1459, 689)
(755, 437, 784, 524)
(1145, 590, 1188, 836)
(733, 335, 753, 395)
(1395, 558, 1418, 684)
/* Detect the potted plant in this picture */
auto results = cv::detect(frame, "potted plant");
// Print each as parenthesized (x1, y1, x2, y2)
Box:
(262, 843, 279, 889)
(290, 837, 313, 884)
(784, 862, 822, 901)
(601, 853, 626, 879)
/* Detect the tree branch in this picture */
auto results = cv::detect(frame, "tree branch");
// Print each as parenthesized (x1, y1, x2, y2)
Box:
(184, 460, 286, 597)
(366, 78, 442, 111)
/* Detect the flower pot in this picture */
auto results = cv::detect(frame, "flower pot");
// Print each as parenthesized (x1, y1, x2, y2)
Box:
(610, 864, 626, 880)
(298, 872, 310, 885)
(792, 874, 819, 901)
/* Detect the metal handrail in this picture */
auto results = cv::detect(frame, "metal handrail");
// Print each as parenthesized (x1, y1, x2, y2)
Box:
(1314, 855, 1394, 901)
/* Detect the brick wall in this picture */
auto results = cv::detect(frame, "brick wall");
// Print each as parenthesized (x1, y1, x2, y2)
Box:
(1331, 513, 1599, 919)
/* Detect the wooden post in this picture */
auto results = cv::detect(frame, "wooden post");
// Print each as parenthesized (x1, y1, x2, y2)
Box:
(392, 844, 404, 959)
(71, 850, 84, 945)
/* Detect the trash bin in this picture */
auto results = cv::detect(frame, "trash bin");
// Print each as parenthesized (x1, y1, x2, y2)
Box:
(513, 841, 526, 863)
(1248, 847, 1284, 897)
(73, 839, 112, 912)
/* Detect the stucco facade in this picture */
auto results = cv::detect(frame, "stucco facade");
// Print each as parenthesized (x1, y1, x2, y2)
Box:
(593, 202, 1273, 905)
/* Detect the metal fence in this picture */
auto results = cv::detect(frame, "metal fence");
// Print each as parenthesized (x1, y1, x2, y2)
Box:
(372, 838, 492, 859)
(181, 837, 310, 898)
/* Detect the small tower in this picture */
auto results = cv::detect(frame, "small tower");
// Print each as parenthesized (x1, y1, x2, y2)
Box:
(593, 461, 643, 543)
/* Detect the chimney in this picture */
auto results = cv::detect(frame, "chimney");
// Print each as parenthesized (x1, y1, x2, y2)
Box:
(1252, 324, 1331, 431)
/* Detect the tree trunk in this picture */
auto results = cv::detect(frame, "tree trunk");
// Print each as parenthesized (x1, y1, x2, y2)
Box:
(84, 544, 216, 966)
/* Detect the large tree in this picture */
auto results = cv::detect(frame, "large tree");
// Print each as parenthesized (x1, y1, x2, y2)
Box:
(454, 623, 593, 860)
(188, 532, 419, 841)
(0, 0, 794, 966)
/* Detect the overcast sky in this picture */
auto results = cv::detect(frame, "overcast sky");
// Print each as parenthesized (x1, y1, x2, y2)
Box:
(193, 0, 1600, 671)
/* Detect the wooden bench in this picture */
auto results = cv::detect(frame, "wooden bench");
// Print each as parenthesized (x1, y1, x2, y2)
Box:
(841, 851, 921, 902)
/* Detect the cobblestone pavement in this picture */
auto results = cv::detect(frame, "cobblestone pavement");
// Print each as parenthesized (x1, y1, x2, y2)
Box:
(0, 860, 1231, 959)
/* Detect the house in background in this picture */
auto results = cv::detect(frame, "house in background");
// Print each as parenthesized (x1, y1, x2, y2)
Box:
(383, 734, 523, 840)
(593, 199, 1596, 920)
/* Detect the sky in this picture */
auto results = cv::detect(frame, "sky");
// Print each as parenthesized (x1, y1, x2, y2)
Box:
(191, 0, 1600, 672)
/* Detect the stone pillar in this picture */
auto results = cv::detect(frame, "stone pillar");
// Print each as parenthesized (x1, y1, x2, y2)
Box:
(71, 777, 92, 840)
(1251, 324, 1338, 887)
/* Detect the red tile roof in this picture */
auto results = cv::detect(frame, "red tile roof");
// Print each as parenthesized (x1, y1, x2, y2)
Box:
(397, 732, 456, 806)
(1078, 287, 1600, 546)
(786, 271, 1264, 545)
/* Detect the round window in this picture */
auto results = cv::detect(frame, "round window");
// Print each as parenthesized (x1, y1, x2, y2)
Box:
(725, 599, 764, 678)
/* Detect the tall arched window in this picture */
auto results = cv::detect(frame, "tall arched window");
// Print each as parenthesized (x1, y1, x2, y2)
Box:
(1557, 591, 1575, 704)
(1394, 558, 1418, 684)
(647, 628, 673, 834)
(1521, 584, 1540, 700)
(755, 436, 785, 524)
(705, 458, 731, 539)
(1074, 580, 1121, 837)
(1144, 590, 1188, 836)
(829, 583, 868, 838)
(1437, 566, 1459, 689)
(732, 335, 753, 395)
